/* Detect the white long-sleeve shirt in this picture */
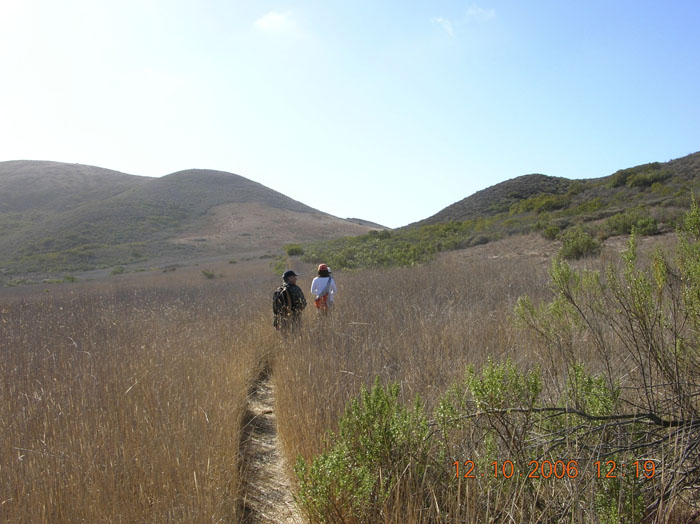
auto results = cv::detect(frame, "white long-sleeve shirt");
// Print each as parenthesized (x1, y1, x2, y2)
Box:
(310, 276, 337, 303)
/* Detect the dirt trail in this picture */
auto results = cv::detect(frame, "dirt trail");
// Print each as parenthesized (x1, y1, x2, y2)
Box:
(239, 367, 303, 524)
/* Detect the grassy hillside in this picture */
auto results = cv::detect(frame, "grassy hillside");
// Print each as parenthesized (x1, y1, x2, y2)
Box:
(0, 162, 376, 278)
(0, 160, 148, 215)
(412, 151, 700, 226)
(302, 151, 700, 269)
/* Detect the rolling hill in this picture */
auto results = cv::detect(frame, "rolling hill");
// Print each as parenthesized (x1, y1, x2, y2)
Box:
(0, 161, 379, 278)
(4, 151, 700, 279)
(300, 151, 700, 270)
(411, 151, 700, 227)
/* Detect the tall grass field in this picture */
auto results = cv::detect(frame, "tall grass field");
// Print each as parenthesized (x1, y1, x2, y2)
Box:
(2, 227, 699, 522)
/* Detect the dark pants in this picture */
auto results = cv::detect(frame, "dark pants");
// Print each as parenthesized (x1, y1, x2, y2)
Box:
(274, 312, 302, 333)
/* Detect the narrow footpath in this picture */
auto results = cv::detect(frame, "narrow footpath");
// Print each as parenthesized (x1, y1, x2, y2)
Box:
(239, 367, 303, 524)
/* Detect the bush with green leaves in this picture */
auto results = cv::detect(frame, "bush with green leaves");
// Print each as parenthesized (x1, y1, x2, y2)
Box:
(570, 196, 604, 215)
(595, 476, 645, 524)
(557, 225, 601, 259)
(535, 214, 560, 240)
(294, 380, 430, 523)
(270, 256, 287, 275)
(510, 193, 571, 214)
(515, 206, 700, 519)
(301, 221, 479, 270)
(434, 357, 640, 521)
(111, 265, 126, 275)
(626, 169, 671, 188)
(542, 224, 559, 240)
(607, 162, 665, 188)
(608, 170, 630, 188)
(604, 209, 658, 237)
(466, 358, 542, 412)
(562, 362, 620, 416)
(284, 243, 304, 256)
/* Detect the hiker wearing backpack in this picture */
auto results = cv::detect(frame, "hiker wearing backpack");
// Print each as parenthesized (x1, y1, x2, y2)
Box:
(272, 270, 307, 332)
(310, 264, 337, 314)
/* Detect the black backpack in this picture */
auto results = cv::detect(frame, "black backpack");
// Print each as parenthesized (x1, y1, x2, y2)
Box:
(272, 285, 291, 315)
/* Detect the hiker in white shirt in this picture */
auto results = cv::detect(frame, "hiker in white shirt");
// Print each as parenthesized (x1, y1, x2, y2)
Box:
(310, 263, 337, 313)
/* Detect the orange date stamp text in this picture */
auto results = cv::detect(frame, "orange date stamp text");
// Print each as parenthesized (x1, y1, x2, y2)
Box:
(453, 459, 657, 480)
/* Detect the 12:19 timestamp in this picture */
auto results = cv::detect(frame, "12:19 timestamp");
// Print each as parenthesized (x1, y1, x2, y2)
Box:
(453, 459, 657, 479)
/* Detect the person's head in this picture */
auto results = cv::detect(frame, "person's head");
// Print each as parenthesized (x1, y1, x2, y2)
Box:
(317, 263, 330, 278)
(283, 270, 298, 284)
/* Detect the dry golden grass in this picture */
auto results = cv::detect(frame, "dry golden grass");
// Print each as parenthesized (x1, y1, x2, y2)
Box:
(1, 231, 692, 523)
(0, 278, 270, 523)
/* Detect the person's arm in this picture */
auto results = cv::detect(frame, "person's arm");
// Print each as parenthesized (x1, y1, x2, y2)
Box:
(330, 278, 337, 296)
(310, 277, 320, 297)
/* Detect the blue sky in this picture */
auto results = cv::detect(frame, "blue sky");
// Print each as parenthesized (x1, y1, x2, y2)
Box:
(1, 1, 699, 228)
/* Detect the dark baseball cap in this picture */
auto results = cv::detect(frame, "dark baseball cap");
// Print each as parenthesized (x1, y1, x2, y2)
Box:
(283, 270, 298, 280)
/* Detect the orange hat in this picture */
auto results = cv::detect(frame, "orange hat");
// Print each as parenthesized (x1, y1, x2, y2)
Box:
(318, 263, 329, 272)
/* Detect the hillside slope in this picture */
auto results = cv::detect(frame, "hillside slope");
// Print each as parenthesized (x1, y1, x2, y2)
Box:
(412, 151, 700, 227)
(301, 151, 700, 271)
(413, 174, 571, 225)
(0, 160, 148, 215)
(0, 161, 377, 277)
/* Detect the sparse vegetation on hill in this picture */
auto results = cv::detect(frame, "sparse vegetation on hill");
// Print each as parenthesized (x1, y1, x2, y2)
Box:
(2, 152, 698, 278)
(301, 152, 699, 271)
(0, 161, 374, 277)
(302, 220, 497, 269)
(414, 152, 700, 227)
(415, 173, 573, 224)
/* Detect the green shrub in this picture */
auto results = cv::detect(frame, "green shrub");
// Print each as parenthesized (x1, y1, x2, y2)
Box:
(608, 170, 628, 188)
(466, 358, 542, 411)
(595, 476, 644, 524)
(567, 181, 588, 195)
(604, 210, 658, 237)
(558, 226, 601, 259)
(563, 362, 619, 416)
(469, 235, 489, 247)
(651, 181, 672, 195)
(510, 193, 571, 214)
(542, 224, 560, 240)
(201, 269, 216, 279)
(572, 197, 604, 215)
(295, 380, 429, 523)
(626, 169, 671, 188)
(368, 230, 391, 239)
(271, 257, 287, 275)
(111, 266, 126, 275)
(284, 244, 305, 256)
(535, 214, 560, 240)
(516, 222, 700, 518)
(608, 162, 667, 189)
